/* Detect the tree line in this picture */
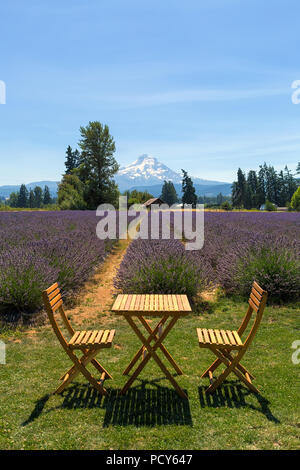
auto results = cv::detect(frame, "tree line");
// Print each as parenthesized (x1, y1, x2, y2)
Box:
(232, 163, 299, 209)
(7, 184, 53, 208)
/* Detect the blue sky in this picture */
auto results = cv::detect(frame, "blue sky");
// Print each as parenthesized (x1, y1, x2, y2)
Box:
(0, 0, 300, 185)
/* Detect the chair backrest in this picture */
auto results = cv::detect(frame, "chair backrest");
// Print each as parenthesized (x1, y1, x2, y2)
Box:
(237, 281, 268, 348)
(42, 283, 75, 348)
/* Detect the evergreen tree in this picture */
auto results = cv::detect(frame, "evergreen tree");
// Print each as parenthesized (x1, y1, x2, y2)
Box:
(160, 181, 178, 206)
(17, 184, 28, 208)
(8, 192, 18, 207)
(247, 170, 258, 208)
(29, 189, 35, 208)
(65, 146, 80, 174)
(33, 186, 43, 208)
(58, 174, 86, 210)
(181, 170, 197, 208)
(78, 121, 119, 208)
(232, 168, 246, 208)
(284, 166, 298, 201)
(43, 185, 52, 205)
(296, 162, 300, 175)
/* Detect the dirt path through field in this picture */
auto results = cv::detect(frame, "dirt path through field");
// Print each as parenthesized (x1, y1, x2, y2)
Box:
(66, 239, 130, 327)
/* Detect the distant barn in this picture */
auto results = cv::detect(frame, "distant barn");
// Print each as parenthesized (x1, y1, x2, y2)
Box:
(143, 197, 164, 209)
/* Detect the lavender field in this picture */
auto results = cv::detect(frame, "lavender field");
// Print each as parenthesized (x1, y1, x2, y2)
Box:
(0, 211, 115, 319)
(1, 211, 299, 321)
(116, 212, 300, 303)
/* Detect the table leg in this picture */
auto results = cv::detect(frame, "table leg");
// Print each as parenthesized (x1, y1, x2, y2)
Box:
(121, 315, 187, 399)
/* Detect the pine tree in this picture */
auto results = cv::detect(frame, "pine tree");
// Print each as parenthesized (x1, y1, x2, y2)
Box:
(231, 168, 246, 208)
(65, 146, 80, 174)
(78, 121, 119, 208)
(33, 186, 43, 208)
(43, 185, 52, 205)
(29, 189, 35, 208)
(160, 181, 178, 206)
(181, 170, 197, 208)
(17, 184, 28, 208)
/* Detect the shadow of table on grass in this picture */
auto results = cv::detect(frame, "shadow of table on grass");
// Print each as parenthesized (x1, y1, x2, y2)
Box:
(198, 381, 280, 423)
(22, 380, 193, 428)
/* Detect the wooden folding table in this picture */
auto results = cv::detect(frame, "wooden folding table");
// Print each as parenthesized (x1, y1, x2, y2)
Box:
(112, 294, 192, 399)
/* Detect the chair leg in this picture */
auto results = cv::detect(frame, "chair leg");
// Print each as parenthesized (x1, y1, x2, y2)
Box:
(205, 347, 259, 394)
(201, 350, 255, 381)
(55, 348, 108, 395)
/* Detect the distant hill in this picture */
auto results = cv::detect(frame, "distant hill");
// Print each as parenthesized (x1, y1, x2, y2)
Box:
(129, 182, 232, 198)
(0, 181, 59, 199)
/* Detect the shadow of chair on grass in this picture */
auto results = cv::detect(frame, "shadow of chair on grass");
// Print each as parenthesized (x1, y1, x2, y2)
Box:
(198, 380, 280, 423)
(22, 379, 193, 428)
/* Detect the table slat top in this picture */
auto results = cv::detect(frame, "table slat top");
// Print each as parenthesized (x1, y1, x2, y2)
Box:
(112, 294, 192, 313)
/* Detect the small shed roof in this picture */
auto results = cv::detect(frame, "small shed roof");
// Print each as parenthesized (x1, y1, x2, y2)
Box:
(143, 197, 164, 207)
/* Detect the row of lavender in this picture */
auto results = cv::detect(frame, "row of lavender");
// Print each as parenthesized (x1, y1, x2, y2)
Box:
(115, 212, 300, 303)
(0, 211, 115, 317)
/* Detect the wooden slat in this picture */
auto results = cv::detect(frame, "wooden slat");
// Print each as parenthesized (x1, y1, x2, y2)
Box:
(208, 329, 217, 344)
(120, 294, 128, 310)
(163, 296, 169, 311)
(232, 331, 243, 346)
(81, 331, 93, 345)
(181, 295, 191, 311)
(134, 295, 141, 311)
(176, 295, 183, 311)
(172, 295, 179, 310)
(75, 330, 86, 345)
(69, 331, 81, 345)
(112, 295, 123, 311)
(250, 292, 260, 308)
(158, 295, 163, 311)
(249, 298, 259, 312)
(220, 330, 231, 346)
(154, 294, 159, 310)
(197, 328, 204, 343)
(145, 294, 150, 310)
(45, 282, 59, 295)
(168, 294, 174, 310)
(129, 295, 136, 311)
(48, 287, 60, 301)
(94, 330, 104, 343)
(202, 328, 210, 344)
(125, 294, 132, 310)
(88, 330, 99, 344)
(139, 295, 145, 311)
(251, 287, 262, 302)
(52, 299, 63, 312)
(101, 330, 110, 344)
(50, 293, 62, 307)
(226, 330, 236, 345)
(253, 281, 264, 295)
(106, 329, 115, 344)
(214, 329, 224, 345)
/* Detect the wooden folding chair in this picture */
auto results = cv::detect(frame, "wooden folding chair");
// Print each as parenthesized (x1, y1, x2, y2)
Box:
(196, 281, 268, 394)
(42, 282, 115, 395)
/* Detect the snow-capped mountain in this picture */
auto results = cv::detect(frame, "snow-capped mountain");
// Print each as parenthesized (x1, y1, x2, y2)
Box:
(115, 154, 182, 190)
(115, 154, 231, 194)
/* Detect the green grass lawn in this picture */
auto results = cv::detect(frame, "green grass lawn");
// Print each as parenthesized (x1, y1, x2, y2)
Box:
(0, 297, 299, 450)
